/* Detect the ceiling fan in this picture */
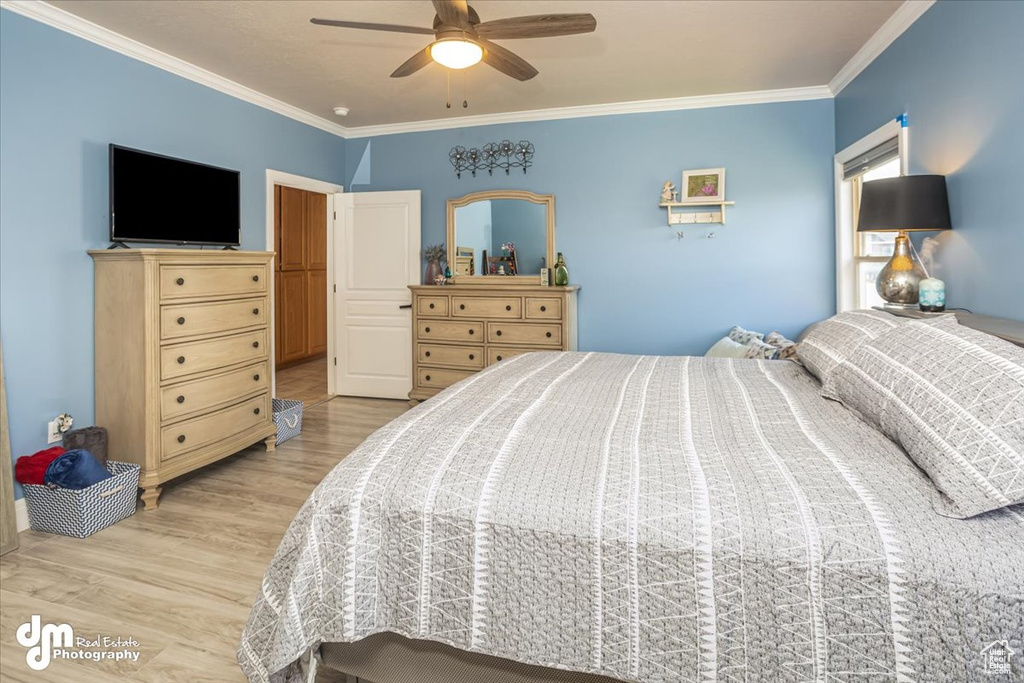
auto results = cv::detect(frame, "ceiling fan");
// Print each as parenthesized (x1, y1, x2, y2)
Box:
(310, 0, 597, 82)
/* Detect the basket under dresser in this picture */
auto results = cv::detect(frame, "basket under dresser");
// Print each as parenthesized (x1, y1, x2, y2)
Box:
(409, 284, 578, 403)
(89, 249, 277, 510)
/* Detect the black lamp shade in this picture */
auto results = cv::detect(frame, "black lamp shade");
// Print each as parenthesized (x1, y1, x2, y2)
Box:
(857, 175, 952, 232)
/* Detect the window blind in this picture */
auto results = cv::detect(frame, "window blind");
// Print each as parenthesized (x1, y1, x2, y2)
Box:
(842, 137, 899, 180)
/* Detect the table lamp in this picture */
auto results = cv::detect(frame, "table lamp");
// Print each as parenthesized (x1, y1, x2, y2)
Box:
(857, 175, 951, 308)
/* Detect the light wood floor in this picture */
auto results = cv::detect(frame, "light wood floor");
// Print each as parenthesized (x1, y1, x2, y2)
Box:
(276, 356, 331, 407)
(0, 396, 409, 683)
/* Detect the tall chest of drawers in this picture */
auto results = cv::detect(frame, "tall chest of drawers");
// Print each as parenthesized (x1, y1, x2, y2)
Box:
(89, 250, 277, 510)
(409, 284, 578, 402)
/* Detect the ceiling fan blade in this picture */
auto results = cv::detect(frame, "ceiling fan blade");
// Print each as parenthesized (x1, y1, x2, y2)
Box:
(475, 14, 597, 39)
(478, 38, 538, 81)
(391, 48, 433, 78)
(310, 18, 434, 35)
(432, 0, 469, 28)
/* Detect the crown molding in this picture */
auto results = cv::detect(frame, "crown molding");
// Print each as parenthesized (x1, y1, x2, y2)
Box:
(0, 0, 350, 138)
(829, 0, 935, 95)
(3, 0, 917, 140)
(342, 85, 833, 138)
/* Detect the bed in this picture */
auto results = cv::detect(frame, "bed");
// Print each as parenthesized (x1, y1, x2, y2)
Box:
(239, 316, 1024, 683)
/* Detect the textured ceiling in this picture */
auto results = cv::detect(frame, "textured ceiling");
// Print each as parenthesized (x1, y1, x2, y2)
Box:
(47, 0, 902, 128)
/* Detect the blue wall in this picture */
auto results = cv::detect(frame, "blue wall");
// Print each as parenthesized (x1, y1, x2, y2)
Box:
(0, 10, 346, 496)
(835, 0, 1024, 320)
(345, 98, 837, 355)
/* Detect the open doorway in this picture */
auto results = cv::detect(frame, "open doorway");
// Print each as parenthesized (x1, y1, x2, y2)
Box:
(264, 170, 343, 407)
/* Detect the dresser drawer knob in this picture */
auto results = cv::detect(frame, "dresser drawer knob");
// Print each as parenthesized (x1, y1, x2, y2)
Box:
(254, 407, 261, 415)
(177, 434, 186, 443)
(253, 275, 260, 282)
(496, 330, 502, 337)
(540, 305, 547, 312)
(252, 341, 260, 348)
(469, 354, 475, 360)
(429, 303, 435, 309)
(425, 351, 431, 357)
(546, 332, 552, 338)
(176, 277, 185, 286)
(425, 374, 431, 381)
(252, 307, 260, 315)
(505, 305, 511, 311)
(177, 317, 185, 325)
(177, 356, 186, 364)
(253, 373, 260, 381)
(425, 326, 431, 333)
(460, 304, 466, 310)
(176, 395, 185, 404)
(496, 355, 503, 361)
(469, 329, 475, 335)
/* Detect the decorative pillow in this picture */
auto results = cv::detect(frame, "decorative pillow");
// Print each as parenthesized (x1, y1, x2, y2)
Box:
(764, 331, 798, 360)
(705, 337, 750, 358)
(743, 338, 779, 360)
(829, 315, 1024, 518)
(797, 309, 904, 389)
(728, 325, 763, 345)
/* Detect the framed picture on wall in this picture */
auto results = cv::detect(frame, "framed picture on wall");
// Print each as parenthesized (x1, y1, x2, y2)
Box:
(681, 168, 726, 202)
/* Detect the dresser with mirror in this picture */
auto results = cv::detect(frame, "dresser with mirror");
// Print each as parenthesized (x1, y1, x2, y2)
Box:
(409, 190, 578, 403)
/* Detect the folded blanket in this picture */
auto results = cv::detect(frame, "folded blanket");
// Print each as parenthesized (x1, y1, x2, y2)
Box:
(14, 447, 66, 485)
(44, 449, 111, 489)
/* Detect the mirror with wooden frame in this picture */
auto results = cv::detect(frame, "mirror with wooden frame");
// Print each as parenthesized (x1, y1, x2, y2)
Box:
(447, 190, 555, 285)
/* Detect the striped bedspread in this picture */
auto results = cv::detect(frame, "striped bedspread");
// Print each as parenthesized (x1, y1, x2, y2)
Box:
(239, 352, 1023, 683)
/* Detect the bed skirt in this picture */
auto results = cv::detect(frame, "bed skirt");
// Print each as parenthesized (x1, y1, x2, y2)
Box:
(321, 633, 627, 683)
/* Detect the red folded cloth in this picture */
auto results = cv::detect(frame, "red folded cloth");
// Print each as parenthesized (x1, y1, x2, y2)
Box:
(15, 447, 66, 485)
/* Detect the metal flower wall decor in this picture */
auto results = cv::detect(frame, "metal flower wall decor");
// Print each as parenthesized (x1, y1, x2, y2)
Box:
(449, 140, 534, 178)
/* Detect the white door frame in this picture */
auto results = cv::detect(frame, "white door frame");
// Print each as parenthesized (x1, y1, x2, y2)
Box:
(264, 169, 344, 398)
(833, 117, 906, 312)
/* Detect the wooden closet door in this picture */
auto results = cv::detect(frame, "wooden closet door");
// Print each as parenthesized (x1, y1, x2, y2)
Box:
(306, 192, 328, 270)
(277, 270, 308, 364)
(307, 271, 328, 355)
(278, 186, 307, 271)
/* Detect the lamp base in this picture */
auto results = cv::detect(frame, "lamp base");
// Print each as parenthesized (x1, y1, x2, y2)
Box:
(876, 231, 928, 307)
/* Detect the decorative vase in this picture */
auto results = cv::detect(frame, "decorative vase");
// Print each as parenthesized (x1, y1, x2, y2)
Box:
(424, 259, 442, 285)
(553, 252, 569, 286)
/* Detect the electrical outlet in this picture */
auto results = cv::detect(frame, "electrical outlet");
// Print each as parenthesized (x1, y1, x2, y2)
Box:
(47, 419, 61, 444)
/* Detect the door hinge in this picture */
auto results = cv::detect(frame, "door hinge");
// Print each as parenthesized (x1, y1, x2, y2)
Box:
(333, 211, 336, 220)
(333, 284, 336, 293)
(333, 357, 337, 366)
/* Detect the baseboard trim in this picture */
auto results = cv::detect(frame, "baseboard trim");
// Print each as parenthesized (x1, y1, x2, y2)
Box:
(15, 497, 29, 532)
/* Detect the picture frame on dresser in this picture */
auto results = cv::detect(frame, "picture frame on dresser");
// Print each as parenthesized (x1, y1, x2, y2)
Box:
(89, 249, 277, 510)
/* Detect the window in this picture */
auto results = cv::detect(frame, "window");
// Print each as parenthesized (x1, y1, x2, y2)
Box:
(850, 158, 900, 309)
(834, 118, 906, 312)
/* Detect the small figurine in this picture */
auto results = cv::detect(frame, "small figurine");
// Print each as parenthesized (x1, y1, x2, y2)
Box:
(660, 181, 678, 204)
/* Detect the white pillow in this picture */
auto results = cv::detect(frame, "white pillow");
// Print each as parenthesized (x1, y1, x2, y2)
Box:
(705, 337, 750, 358)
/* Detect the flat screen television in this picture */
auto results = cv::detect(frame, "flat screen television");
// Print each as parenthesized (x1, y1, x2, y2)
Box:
(109, 144, 241, 246)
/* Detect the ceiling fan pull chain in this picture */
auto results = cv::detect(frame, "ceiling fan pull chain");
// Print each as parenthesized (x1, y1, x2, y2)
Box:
(446, 71, 452, 109)
(462, 70, 468, 109)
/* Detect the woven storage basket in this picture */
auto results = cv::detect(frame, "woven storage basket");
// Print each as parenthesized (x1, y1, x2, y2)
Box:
(272, 398, 304, 445)
(22, 461, 140, 538)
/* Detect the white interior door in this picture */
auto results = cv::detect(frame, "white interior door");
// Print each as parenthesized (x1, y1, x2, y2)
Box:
(332, 190, 421, 399)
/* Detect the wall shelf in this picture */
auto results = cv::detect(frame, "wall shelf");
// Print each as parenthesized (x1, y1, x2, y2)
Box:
(659, 200, 735, 226)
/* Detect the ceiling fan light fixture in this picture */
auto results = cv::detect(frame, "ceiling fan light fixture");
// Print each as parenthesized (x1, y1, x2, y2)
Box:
(429, 38, 483, 69)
